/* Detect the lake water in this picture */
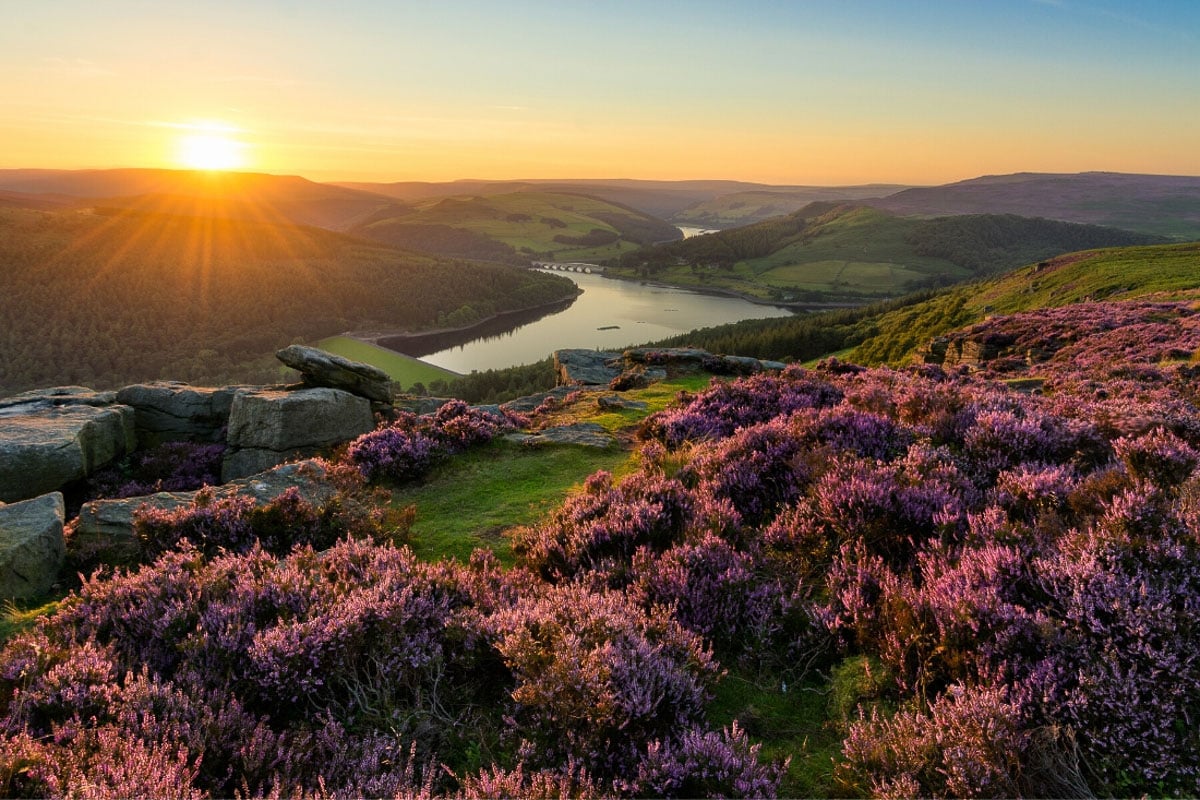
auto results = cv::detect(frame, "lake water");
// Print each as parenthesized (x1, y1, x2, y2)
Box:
(392, 270, 794, 374)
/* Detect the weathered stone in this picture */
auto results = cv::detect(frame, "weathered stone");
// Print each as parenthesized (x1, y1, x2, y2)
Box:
(0, 492, 65, 600)
(554, 349, 623, 386)
(624, 347, 710, 365)
(501, 386, 593, 414)
(596, 394, 648, 412)
(0, 404, 135, 503)
(222, 387, 374, 480)
(0, 386, 117, 413)
(73, 459, 336, 566)
(506, 422, 615, 449)
(277, 345, 393, 404)
(116, 382, 241, 446)
(395, 396, 457, 415)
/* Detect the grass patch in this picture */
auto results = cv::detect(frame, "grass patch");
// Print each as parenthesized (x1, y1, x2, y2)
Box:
(0, 598, 61, 646)
(391, 440, 633, 564)
(708, 669, 842, 798)
(315, 335, 460, 389)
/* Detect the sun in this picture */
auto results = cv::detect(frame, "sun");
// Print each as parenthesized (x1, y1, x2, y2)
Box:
(175, 124, 247, 171)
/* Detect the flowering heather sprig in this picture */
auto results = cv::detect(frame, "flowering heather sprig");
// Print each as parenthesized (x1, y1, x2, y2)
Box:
(632, 721, 790, 798)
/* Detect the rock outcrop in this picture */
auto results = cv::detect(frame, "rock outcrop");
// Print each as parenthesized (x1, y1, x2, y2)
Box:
(554, 347, 786, 388)
(116, 382, 240, 447)
(277, 345, 393, 404)
(0, 492, 65, 600)
(73, 459, 337, 566)
(222, 387, 374, 481)
(554, 350, 624, 386)
(0, 396, 135, 503)
(507, 422, 615, 449)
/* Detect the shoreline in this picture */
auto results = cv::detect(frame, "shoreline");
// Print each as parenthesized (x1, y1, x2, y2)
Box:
(597, 270, 866, 312)
(344, 288, 582, 351)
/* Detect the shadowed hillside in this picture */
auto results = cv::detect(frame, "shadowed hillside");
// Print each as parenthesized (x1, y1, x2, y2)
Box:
(867, 171, 1200, 240)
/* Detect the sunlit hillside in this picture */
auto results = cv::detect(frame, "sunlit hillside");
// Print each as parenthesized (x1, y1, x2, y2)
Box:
(0, 206, 574, 393)
(350, 190, 682, 263)
(610, 204, 1159, 303)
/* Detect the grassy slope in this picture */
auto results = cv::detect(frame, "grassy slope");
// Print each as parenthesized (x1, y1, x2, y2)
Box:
(610, 205, 1161, 304)
(851, 241, 1200, 365)
(354, 191, 678, 262)
(315, 335, 460, 389)
(608, 206, 970, 301)
(671, 185, 909, 228)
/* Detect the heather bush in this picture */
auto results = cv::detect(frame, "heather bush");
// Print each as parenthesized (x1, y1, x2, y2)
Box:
(627, 533, 787, 661)
(512, 470, 693, 584)
(87, 441, 226, 500)
(839, 684, 1027, 799)
(344, 402, 516, 484)
(484, 583, 719, 779)
(133, 485, 383, 560)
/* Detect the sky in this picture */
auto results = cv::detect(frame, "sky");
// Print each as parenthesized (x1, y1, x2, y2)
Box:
(2, 0, 1199, 185)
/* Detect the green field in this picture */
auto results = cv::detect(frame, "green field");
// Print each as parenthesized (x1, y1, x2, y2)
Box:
(315, 335, 460, 389)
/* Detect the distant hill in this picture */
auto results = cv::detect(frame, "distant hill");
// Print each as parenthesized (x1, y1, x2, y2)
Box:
(867, 171, 1200, 240)
(669, 186, 910, 228)
(0, 168, 403, 231)
(607, 203, 1159, 303)
(349, 190, 683, 263)
(0, 207, 575, 394)
(335, 178, 780, 220)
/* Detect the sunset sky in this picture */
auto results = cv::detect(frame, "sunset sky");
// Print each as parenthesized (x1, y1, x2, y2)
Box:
(3, 0, 1198, 185)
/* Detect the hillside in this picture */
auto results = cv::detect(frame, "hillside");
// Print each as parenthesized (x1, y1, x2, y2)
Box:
(868, 171, 1200, 240)
(0, 168, 403, 231)
(335, 178, 782, 219)
(0, 207, 575, 394)
(669, 185, 909, 228)
(648, 240, 1200, 370)
(349, 190, 683, 263)
(607, 204, 1158, 303)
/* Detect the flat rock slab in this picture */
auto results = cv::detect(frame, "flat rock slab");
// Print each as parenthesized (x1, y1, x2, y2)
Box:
(116, 382, 242, 446)
(554, 349, 623, 386)
(0, 403, 135, 503)
(0, 492, 65, 600)
(506, 422, 615, 449)
(277, 345, 393, 403)
(74, 459, 336, 565)
(222, 387, 374, 481)
(595, 395, 649, 412)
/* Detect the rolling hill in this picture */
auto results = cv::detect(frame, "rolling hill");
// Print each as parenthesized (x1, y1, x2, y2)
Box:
(0, 206, 575, 394)
(0, 168, 404, 231)
(607, 203, 1159, 303)
(668, 185, 910, 228)
(349, 190, 683, 263)
(867, 171, 1200, 240)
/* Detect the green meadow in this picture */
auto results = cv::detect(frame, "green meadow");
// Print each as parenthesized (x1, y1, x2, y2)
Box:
(315, 335, 460, 389)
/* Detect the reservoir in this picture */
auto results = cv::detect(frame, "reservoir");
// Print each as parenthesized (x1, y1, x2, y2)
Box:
(389, 270, 794, 374)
